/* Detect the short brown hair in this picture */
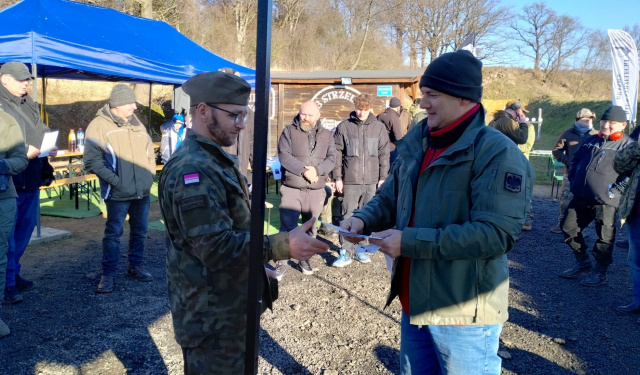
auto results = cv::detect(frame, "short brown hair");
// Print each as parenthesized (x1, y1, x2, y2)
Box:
(354, 94, 373, 109)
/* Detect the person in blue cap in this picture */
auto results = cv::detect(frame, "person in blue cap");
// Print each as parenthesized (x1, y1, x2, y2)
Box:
(160, 113, 187, 164)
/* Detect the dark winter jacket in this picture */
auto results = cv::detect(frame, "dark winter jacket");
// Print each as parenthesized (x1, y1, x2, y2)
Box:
(278, 116, 336, 190)
(377, 107, 402, 151)
(0, 83, 49, 191)
(552, 124, 598, 167)
(568, 133, 633, 207)
(333, 112, 389, 184)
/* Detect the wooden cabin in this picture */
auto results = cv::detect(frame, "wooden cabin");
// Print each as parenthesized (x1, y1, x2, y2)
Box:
(259, 70, 424, 156)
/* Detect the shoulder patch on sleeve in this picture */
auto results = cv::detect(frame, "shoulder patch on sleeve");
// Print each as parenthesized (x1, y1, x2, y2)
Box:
(504, 172, 522, 193)
(179, 195, 207, 212)
(183, 173, 200, 185)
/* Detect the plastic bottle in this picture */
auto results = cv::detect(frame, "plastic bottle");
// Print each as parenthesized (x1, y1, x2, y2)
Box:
(68, 129, 76, 152)
(77, 127, 85, 152)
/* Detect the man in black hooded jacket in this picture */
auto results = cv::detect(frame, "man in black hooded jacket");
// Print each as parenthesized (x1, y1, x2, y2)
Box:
(332, 94, 389, 268)
(561, 105, 633, 287)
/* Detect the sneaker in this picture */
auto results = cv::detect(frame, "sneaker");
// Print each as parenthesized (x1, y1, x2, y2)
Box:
(580, 271, 607, 287)
(127, 265, 153, 282)
(0, 318, 9, 338)
(332, 249, 352, 268)
(15, 274, 35, 292)
(97, 275, 115, 293)
(549, 225, 563, 234)
(560, 263, 592, 279)
(354, 252, 371, 263)
(299, 260, 313, 275)
(2, 287, 23, 304)
(274, 261, 287, 281)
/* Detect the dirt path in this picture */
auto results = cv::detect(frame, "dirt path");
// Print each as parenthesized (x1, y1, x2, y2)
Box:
(0, 191, 638, 374)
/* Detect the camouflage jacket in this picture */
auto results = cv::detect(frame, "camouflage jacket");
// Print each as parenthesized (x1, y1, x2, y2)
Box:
(614, 141, 640, 223)
(158, 129, 290, 348)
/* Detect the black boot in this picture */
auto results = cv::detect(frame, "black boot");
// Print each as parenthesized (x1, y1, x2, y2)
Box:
(560, 252, 592, 279)
(580, 263, 608, 287)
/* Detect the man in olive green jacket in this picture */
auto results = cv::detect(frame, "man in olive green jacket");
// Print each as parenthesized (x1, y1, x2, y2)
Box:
(84, 84, 156, 293)
(0, 110, 28, 337)
(341, 50, 534, 374)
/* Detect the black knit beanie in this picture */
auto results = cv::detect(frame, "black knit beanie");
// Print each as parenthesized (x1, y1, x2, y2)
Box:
(419, 50, 483, 102)
(600, 105, 628, 122)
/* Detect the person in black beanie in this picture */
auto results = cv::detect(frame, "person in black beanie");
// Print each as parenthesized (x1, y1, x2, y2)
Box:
(340, 49, 533, 374)
(560, 105, 633, 287)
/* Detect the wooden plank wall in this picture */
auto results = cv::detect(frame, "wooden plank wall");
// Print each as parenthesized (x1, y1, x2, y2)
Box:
(264, 82, 411, 156)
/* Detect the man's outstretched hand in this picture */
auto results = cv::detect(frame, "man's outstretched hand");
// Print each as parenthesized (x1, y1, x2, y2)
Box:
(289, 217, 329, 260)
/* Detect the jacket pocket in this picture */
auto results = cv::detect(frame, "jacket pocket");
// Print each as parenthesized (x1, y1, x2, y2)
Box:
(346, 138, 359, 157)
(367, 138, 379, 157)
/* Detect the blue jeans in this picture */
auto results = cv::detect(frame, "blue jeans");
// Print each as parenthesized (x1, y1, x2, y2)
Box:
(626, 215, 640, 304)
(102, 196, 150, 276)
(400, 312, 502, 375)
(5, 190, 39, 288)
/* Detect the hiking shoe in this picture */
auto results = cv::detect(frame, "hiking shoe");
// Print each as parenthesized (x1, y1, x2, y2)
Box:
(97, 275, 115, 293)
(274, 261, 287, 281)
(299, 260, 313, 275)
(616, 239, 629, 248)
(15, 274, 35, 292)
(549, 225, 563, 234)
(127, 265, 153, 282)
(354, 252, 372, 263)
(332, 249, 352, 268)
(2, 287, 23, 304)
(560, 263, 592, 279)
(0, 318, 9, 338)
(522, 223, 532, 231)
(580, 271, 607, 287)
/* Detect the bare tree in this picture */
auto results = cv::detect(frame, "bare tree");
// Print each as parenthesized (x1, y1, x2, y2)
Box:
(541, 15, 584, 80)
(510, 2, 556, 70)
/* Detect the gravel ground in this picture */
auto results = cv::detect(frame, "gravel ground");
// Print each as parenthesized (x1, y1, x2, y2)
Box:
(1, 190, 639, 374)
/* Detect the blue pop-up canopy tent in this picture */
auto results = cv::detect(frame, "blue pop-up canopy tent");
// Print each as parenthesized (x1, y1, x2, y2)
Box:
(0, 0, 255, 87)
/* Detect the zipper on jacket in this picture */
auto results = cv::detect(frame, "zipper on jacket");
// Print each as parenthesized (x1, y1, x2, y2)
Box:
(473, 260, 479, 323)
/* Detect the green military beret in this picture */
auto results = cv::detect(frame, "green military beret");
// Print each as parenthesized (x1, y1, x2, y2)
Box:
(182, 71, 251, 106)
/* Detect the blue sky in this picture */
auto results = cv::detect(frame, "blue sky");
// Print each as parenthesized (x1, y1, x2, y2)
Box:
(503, 0, 640, 31)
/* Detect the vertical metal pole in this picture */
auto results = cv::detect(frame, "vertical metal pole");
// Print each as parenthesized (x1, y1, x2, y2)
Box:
(31, 63, 38, 104)
(148, 82, 153, 132)
(245, 0, 272, 373)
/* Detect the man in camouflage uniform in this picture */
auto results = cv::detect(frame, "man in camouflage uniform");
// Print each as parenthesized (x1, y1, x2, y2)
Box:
(158, 71, 328, 374)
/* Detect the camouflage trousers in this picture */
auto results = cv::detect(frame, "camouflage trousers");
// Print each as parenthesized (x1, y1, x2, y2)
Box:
(556, 170, 573, 225)
(182, 332, 245, 375)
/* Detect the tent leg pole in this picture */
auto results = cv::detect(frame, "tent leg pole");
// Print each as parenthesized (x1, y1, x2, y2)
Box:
(148, 82, 153, 132)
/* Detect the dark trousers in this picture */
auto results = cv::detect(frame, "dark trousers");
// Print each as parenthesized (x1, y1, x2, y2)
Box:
(278, 185, 325, 237)
(102, 196, 150, 276)
(339, 184, 377, 254)
(561, 196, 617, 266)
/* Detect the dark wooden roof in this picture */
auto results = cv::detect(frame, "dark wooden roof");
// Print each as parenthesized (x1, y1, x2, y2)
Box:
(271, 70, 423, 84)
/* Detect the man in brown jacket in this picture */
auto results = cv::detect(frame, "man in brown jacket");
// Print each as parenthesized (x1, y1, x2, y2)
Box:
(84, 84, 156, 293)
(550, 108, 598, 233)
(274, 101, 336, 278)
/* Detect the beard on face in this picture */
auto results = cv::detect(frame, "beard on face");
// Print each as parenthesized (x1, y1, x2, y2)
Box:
(300, 120, 315, 132)
(207, 117, 236, 147)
